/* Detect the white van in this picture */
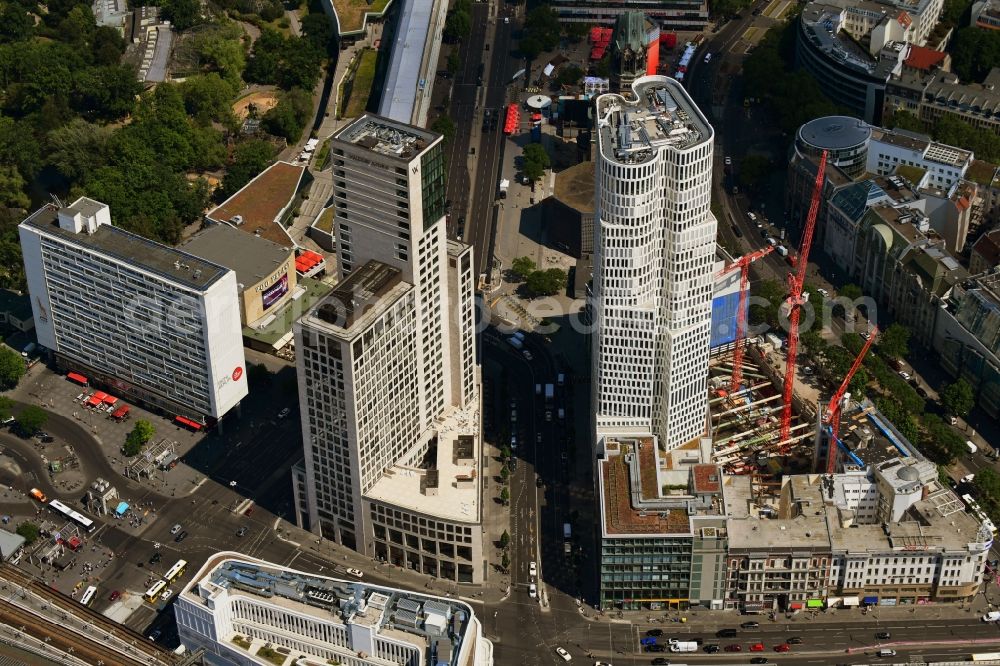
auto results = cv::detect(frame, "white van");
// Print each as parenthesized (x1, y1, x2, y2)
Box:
(878, 649, 897, 658)
(967, 441, 979, 455)
(984, 611, 1000, 622)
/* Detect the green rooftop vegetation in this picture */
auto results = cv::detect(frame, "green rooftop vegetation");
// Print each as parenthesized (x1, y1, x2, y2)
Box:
(332, 0, 392, 35)
(895, 164, 927, 185)
(340, 48, 379, 119)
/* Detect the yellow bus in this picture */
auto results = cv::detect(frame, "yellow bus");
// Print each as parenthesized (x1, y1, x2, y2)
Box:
(144, 580, 167, 603)
(164, 559, 187, 584)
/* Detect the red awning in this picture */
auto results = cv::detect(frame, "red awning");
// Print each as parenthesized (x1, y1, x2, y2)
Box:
(504, 104, 520, 135)
(112, 405, 130, 418)
(789, 602, 804, 610)
(66, 372, 88, 385)
(86, 395, 102, 407)
(103, 395, 118, 405)
(175, 415, 203, 430)
(92, 391, 108, 402)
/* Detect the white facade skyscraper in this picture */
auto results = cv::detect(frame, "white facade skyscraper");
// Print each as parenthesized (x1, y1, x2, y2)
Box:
(293, 115, 482, 582)
(591, 76, 717, 451)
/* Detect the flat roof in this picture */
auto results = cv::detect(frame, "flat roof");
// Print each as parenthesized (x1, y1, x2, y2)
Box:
(365, 406, 481, 522)
(724, 476, 832, 551)
(179, 223, 293, 289)
(206, 161, 305, 248)
(183, 553, 478, 666)
(22, 205, 228, 291)
(595, 76, 712, 165)
(243, 276, 333, 346)
(553, 161, 596, 213)
(311, 260, 405, 332)
(797, 116, 872, 151)
(378, 0, 436, 124)
(335, 114, 437, 162)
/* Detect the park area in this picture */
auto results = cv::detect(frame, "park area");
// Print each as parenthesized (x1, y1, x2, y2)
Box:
(232, 90, 281, 119)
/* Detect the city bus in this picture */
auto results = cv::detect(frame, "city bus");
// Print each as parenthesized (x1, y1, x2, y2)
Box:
(79, 585, 97, 606)
(163, 559, 187, 584)
(48, 499, 96, 533)
(971, 653, 1000, 662)
(144, 580, 167, 603)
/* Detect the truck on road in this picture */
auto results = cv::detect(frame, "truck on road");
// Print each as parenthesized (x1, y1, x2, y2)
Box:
(670, 642, 698, 653)
(563, 523, 571, 539)
(545, 384, 554, 405)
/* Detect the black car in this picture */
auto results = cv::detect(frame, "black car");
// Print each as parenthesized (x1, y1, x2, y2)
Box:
(717, 628, 739, 638)
(646, 629, 664, 637)
(732, 224, 743, 238)
(875, 631, 890, 640)
(645, 644, 666, 652)
(741, 622, 760, 629)
(651, 659, 670, 666)
(174, 530, 188, 543)
(787, 637, 803, 645)
(704, 644, 720, 653)
(751, 658, 769, 664)
(149, 552, 162, 564)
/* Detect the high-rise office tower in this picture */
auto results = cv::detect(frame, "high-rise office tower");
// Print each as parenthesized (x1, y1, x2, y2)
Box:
(591, 76, 717, 451)
(293, 115, 482, 582)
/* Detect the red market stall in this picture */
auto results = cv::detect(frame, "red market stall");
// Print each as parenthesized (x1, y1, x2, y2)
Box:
(503, 103, 520, 135)
(111, 405, 130, 421)
(66, 372, 88, 386)
(175, 415, 203, 431)
(102, 394, 118, 406)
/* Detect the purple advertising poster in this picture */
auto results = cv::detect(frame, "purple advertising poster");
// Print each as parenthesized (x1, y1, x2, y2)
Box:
(262, 275, 289, 310)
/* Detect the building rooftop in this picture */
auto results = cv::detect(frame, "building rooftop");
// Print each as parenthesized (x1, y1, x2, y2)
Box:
(723, 475, 832, 551)
(206, 161, 305, 248)
(182, 553, 480, 666)
(798, 116, 872, 151)
(871, 127, 973, 168)
(335, 114, 438, 162)
(904, 45, 947, 71)
(974, 229, 1000, 267)
(377, 0, 436, 124)
(243, 276, 332, 348)
(365, 406, 481, 523)
(179, 224, 293, 290)
(22, 204, 228, 292)
(0, 528, 25, 560)
(553, 161, 596, 213)
(595, 76, 712, 165)
(800, 7, 881, 78)
(309, 259, 403, 333)
(0, 289, 33, 321)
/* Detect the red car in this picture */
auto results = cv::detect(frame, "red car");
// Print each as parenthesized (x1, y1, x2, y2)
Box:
(774, 644, 791, 652)
(750, 643, 765, 652)
(725, 644, 743, 652)
(244, 506, 254, 517)
(108, 590, 121, 601)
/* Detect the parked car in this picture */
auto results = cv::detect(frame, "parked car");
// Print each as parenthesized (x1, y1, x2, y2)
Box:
(555, 646, 571, 661)
(724, 644, 743, 652)
(725, 156, 732, 166)
(898, 371, 911, 380)
(169, 524, 182, 535)
(236, 527, 248, 537)
(749, 643, 765, 652)
(109, 590, 121, 601)
(529, 583, 537, 598)
(149, 553, 162, 564)
(529, 561, 537, 578)
(148, 629, 162, 641)
(774, 644, 791, 652)
(652, 659, 670, 666)
(277, 407, 291, 419)
(817, 288, 830, 298)
(983, 611, 1000, 622)
(751, 658, 769, 664)
(875, 631, 891, 640)
(703, 644, 720, 653)
(645, 645, 666, 653)
(174, 530, 188, 543)
(787, 637, 803, 645)
(641, 637, 659, 646)
(346, 568, 364, 578)
(740, 622, 760, 629)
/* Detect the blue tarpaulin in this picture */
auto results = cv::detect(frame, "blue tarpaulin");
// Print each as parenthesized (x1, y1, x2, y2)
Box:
(114, 501, 129, 517)
(711, 292, 742, 349)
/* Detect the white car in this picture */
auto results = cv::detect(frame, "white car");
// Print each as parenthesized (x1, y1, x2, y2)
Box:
(963, 473, 976, 484)
(169, 524, 182, 535)
(802, 366, 814, 375)
(704, 52, 713, 62)
(504, 16, 509, 23)
(724, 156, 732, 166)
(555, 646, 572, 661)
(861, 331, 871, 340)
(766, 237, 777, 247)
(983, 611, 1000, 622)
(346, 568, 364, 578)
(817, 288, 830, 298)
(160, 589, 174, 602)
(898, 371, 911, 380)
(529, 561, 537, 578)
(529, 583, 537, 598)
(522, 350, 533, 361)
(748, 212, 758, 222)
(278, 407, 291, 419)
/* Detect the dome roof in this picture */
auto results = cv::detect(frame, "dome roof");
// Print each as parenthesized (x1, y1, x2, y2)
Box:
(797, 116, 871, 151)
(897, 465, 919, 481)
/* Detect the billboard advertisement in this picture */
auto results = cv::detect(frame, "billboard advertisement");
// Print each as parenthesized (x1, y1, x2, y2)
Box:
(262, 274, 289, 311)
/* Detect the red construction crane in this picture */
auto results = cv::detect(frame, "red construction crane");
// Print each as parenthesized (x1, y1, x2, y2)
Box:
(717, 246, 775, 393)
(823, 325, 879, 473)
(780, 150, 828, 443)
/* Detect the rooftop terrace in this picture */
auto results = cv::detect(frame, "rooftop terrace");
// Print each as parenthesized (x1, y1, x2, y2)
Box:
(595, 77, 712, 165)
(336, 114, 438, 162)
(206, 161, 305, 248)
(309, 260, 407, 334)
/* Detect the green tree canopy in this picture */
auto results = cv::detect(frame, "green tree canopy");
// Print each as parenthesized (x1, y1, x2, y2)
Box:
(941, 378, 976, 419)
(162, 0, 203, 31)
(17, 405, 47, 436)
(739, 155, 772, 192)
(557, 64, 584, 86)
(522, 143, 550, 181)
(16, 521, 40, 544)
(499, 530, 510, 548)
(430, 115, 456, 143)
(921, 413, 967, 464)
(262, 87, 313, 143)
(510, 256, 536, 280)
(180, 74, 238, 127)
(878, 323, 910, 360)
(444, 9, 471, 42)
(0, 347, 26, 390)
(525, 268, 566, 296)
(499, 486, 510, 505)
(245, 30, 324, 91)
(222, 138, 276, 198)
(839, 283, 863, 300)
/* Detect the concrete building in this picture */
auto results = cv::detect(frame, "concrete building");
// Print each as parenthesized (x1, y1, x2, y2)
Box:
(970, 228, 1000, 274)
(596, 437, 728, 610)
(19, 198, 247, 422)
(0, 529, 25, 563)
(972, 0, 1000, 29)
(934, 270, 1000, 417)
(550, 0, 708, 30)
(796, 116, 873, 179)
(867, 127, 974, 188)
(545, 160, 596, 259)
(377, 0, 449, 127)
(591, 76, 717, 452)
(175, 553, 494, 666)
(295, 116, 481, 582)
(179, 224, 298, 327)
(0, 289, 34, 333)
(885, 69, 1000, 134)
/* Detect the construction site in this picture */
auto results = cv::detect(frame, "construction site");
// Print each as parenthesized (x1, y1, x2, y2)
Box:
(705, 150, 881, 484)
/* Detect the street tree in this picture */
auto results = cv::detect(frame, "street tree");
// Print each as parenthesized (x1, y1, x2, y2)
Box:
(431, 116, 456, 143)
(500, 464, 510, 483)
(499, 530, 510, 549)
(941, 378, 975, 419)
(739, 155, 772, 192)
(444, 9, 471, 42)
(840, 283, 863, 300)
(0, 347, 26, 390)
(501, 552, 510, 571)
(17, 405, 47, 436)
(0, 396, 13, 420)
(878, 322, 910, 360)
(510, 256, 536, 280)
(974, 469, 1000, 515)
(525, 268, 566, 297)
(16, 521, 40, 545)
(499, 487, 510, 505)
